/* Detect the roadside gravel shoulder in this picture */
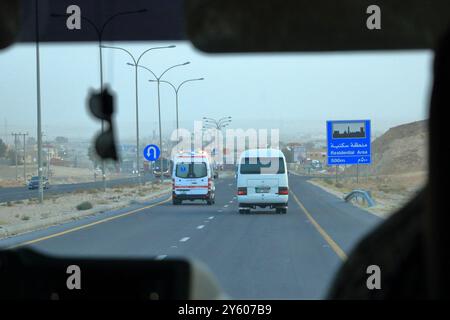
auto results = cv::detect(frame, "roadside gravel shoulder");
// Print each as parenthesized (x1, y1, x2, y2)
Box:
(307, 179, 398, 219)
(0, 183, 171, 239)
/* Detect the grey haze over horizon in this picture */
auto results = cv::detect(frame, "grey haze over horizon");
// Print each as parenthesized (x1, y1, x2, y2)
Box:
(0, 41, 431, 144)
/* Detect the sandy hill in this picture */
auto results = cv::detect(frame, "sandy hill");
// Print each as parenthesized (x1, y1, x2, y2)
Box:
(370, 120, 428, 175)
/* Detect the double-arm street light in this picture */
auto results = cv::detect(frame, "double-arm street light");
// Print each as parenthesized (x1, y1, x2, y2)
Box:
(202, 117, 232, 162)
(52, 9, 146, 90)
(150, 78, 204, 143)
(126, 62, 190, 182)
(203, 116, 233, 130)
(101, 45, 176, 183)
(51, 9, 147, 190)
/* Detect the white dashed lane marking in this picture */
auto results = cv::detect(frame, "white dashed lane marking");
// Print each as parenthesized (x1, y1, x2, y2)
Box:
(180, 237, 190, 242)
(197, 225, 205, 229)
(208, 216, 215, 220)
(156, 255, 167, 260)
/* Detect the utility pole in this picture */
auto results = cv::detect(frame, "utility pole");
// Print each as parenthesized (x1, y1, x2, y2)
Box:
(23, 133, 27, 181)
(47, 145, 50, 177)
(11, 133, 28, 181)
(35, 0, 43, 203)
(11, 133, 18, 180)
(41, 132, 51, 178)
(3, 118, 7, 144)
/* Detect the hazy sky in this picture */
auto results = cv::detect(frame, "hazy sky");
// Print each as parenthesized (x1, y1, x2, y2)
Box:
(0, 41, 432, 143)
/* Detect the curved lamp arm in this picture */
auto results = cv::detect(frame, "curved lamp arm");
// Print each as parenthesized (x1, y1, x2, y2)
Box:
(100, 9, 147, 38)
(159, 62, 190, 80)
(133, 64, 158, 80)
(101, 45, 137, 65)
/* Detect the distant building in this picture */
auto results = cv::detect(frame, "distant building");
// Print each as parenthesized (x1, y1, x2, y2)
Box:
(333, 125, 365, 139)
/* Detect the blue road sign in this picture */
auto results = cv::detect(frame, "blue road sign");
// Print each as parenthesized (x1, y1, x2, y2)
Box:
(326, 120, 371, 165)
(143, 144, 161, 162)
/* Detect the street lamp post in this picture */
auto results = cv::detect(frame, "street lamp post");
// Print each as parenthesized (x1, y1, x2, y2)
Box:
(102, 45, 176, 184)
(150, 78, 204, 145)
(202, 116, 232, 130)
(35, 0, 43, 203)
(51, 9, 147, 191)
(127, 62, 190, 183)
(202, 117, 232, 164)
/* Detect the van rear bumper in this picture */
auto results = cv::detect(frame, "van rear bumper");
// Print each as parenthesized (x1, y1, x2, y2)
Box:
(238, 194, 288, 208)
(238, 202, 288, 209)
(238, 195, 288, 203)
(173, 191, 212, 200)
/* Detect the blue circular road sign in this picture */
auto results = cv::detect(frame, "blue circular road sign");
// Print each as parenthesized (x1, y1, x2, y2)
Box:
(143, 144, 161, 162)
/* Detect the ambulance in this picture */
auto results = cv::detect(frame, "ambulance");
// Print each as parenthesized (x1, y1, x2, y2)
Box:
(172, 151, 216, 205)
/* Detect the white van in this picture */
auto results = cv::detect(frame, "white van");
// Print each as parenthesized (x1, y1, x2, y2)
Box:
(172, 151, 216, 205)
(237, 149, 289, 214)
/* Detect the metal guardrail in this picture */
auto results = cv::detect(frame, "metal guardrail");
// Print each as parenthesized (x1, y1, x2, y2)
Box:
(344, 189, 376, 207)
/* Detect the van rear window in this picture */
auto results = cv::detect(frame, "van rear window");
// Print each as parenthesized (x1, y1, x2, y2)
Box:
(154, 159, 170, 170)
(176, 162, 208, 178)
(239, 157, 286, 174)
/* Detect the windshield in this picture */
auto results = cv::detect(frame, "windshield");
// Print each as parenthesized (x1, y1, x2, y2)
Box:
(176, 162, 207, 178)
(0, 26, 430, 300)
(240, 157, 286, 174)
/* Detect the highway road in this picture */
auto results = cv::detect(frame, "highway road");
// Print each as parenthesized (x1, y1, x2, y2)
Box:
(0, 174, 382, 299)
(0, 175, 155, 203)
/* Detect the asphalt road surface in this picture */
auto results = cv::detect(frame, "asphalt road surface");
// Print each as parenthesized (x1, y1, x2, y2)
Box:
(0, 174, 382, 299)
(0, 175, 155, 203)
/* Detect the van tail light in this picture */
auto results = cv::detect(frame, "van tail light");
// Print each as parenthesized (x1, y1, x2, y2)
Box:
(278, 187, 289, 195)
(172, 179, 175, 191)
(237, 187, 247, 196)
(208, 178, 212, 191)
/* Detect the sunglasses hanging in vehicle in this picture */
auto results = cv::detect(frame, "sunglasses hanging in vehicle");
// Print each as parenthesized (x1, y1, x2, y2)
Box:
(87, 87, 118, 161)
